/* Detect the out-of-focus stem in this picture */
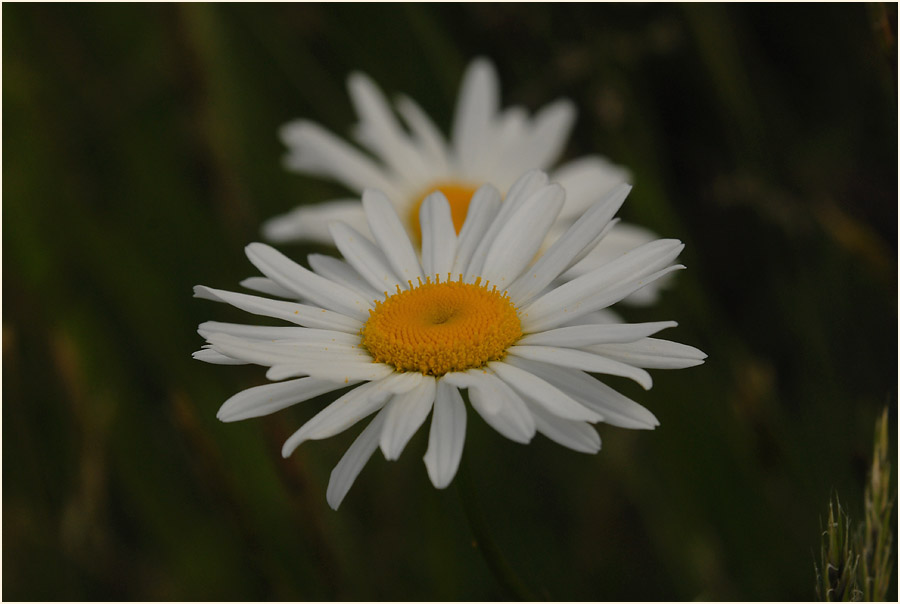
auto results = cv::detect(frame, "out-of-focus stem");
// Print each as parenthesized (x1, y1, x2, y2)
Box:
(456, 455, 540, 601)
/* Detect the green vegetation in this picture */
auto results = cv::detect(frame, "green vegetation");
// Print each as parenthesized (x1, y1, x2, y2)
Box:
(816, 409, 895, 602)
(3, 4, 896, 600)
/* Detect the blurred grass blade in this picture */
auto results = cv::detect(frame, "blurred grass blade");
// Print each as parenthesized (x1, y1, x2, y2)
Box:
(815, 493, 861, 601)
(815, 408, 895, 601)
(859, 408, 894, 602)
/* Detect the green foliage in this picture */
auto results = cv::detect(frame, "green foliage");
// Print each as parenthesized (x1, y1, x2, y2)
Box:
(860, 408, 895, 602)
(816, 409, 895, 602)
(817, 495, 863, 601)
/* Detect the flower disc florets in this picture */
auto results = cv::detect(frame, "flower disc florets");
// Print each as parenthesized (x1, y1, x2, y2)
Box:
(361, 276, 522, 376)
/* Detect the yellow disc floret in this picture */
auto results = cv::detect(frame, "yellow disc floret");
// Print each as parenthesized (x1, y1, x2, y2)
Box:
(408, 182, 478, 242)
(361, 276, 522, 376)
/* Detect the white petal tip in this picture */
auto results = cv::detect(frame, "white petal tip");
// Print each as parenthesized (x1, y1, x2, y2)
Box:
(424, 458, 458, 490)
(633, 422, 657, 431)
(347, 71, 367, 86)
(467, 57, 497, 80)
(216, 403, 248, 423)
(585, 410, 605, 423)
(281, 440, 300, 458)
(379, 443, 398, 462)
(260, 217, 299, 243)
(474, 182, 501, 198)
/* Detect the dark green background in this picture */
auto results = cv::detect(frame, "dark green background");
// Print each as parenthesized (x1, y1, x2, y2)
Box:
(4, 3, 897, 600)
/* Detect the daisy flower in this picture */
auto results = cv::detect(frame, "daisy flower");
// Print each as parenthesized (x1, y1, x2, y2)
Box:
(195, 171, 705, 510)
(264, 57, 664, 305)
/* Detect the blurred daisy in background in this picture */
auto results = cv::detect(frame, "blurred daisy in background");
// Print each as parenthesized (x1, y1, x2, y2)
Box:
(197, 171, 704, 509)
(264, 58, 664, 306)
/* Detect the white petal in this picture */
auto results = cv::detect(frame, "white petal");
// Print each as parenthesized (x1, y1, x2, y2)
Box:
(499, 170, 550, 216)
(560, 308, 623, 326)
(560, 218, 621, 275)
(217, 377, 350, 422)
(245, 242, 373, 320)
(308, 254, 382, 301)
(326, 407, 388, 510)
(265, 365, 309, 381)
(194, 285, 363, 333)
(527, 401, 601, 454)
(480, 169, 546, 232)
(261, 200, 370, 245)
(563, 222, 664, 279)
(474, 107, 529, 184)
(520, 239, 685, 332)
(477, 184, 566, 287)
(492, 99, 576, 184)
(329, 221, 403, 295)
(523, 99, 577, 168)
(198, 321, 310, 341)
(528, 264, 683, 333)
(279, 119, 400, 198)
(440, 370, 501, 414)
(362, 189, 424, 285)
(552, 156, 632, 220)
(265, 362, 393, 383)
(208, 330, 362, 350)
(565, 222, 672, 307)
(379, 376, 436, 460)
(395, 94, 451, 172)
(504, 355, 658, 429)
(586, 338, 707, 369)
(419, 193, 458, 279)
(235, 326, 361, 346)
(192, 348, 248, 365)
(463, 171, 550, 278)
(517, 321, 677, 348)
(270, 368, 418, 393)
(347, 72, 428, 182)
(505, 184, 631, 305)
(450, 184, 502, 278)
(619, 281, 664, 306)
(488, 361, 601, 422)
(281, 376, 403, 457)
(239, 277, 297, 299)
(204, 333, 370, 368)
(508, 345, 653, 390)
(423, 380, 467, 489)
(379, 370, 427, 395)
(463, 369, 535, 443)
(451, 58, 499, 175)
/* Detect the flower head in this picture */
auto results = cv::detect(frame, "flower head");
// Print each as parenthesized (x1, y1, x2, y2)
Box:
(195, 171, 705, 509)
(264, 58, 665, 305)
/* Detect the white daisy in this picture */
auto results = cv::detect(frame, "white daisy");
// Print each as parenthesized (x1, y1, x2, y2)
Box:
(264, 57, 666, 305)
(196, 171, 705, 510)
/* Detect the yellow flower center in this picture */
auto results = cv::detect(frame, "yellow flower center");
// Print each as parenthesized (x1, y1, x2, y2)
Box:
(361, 277, 522, 376)
(408, 182, 479, 242)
